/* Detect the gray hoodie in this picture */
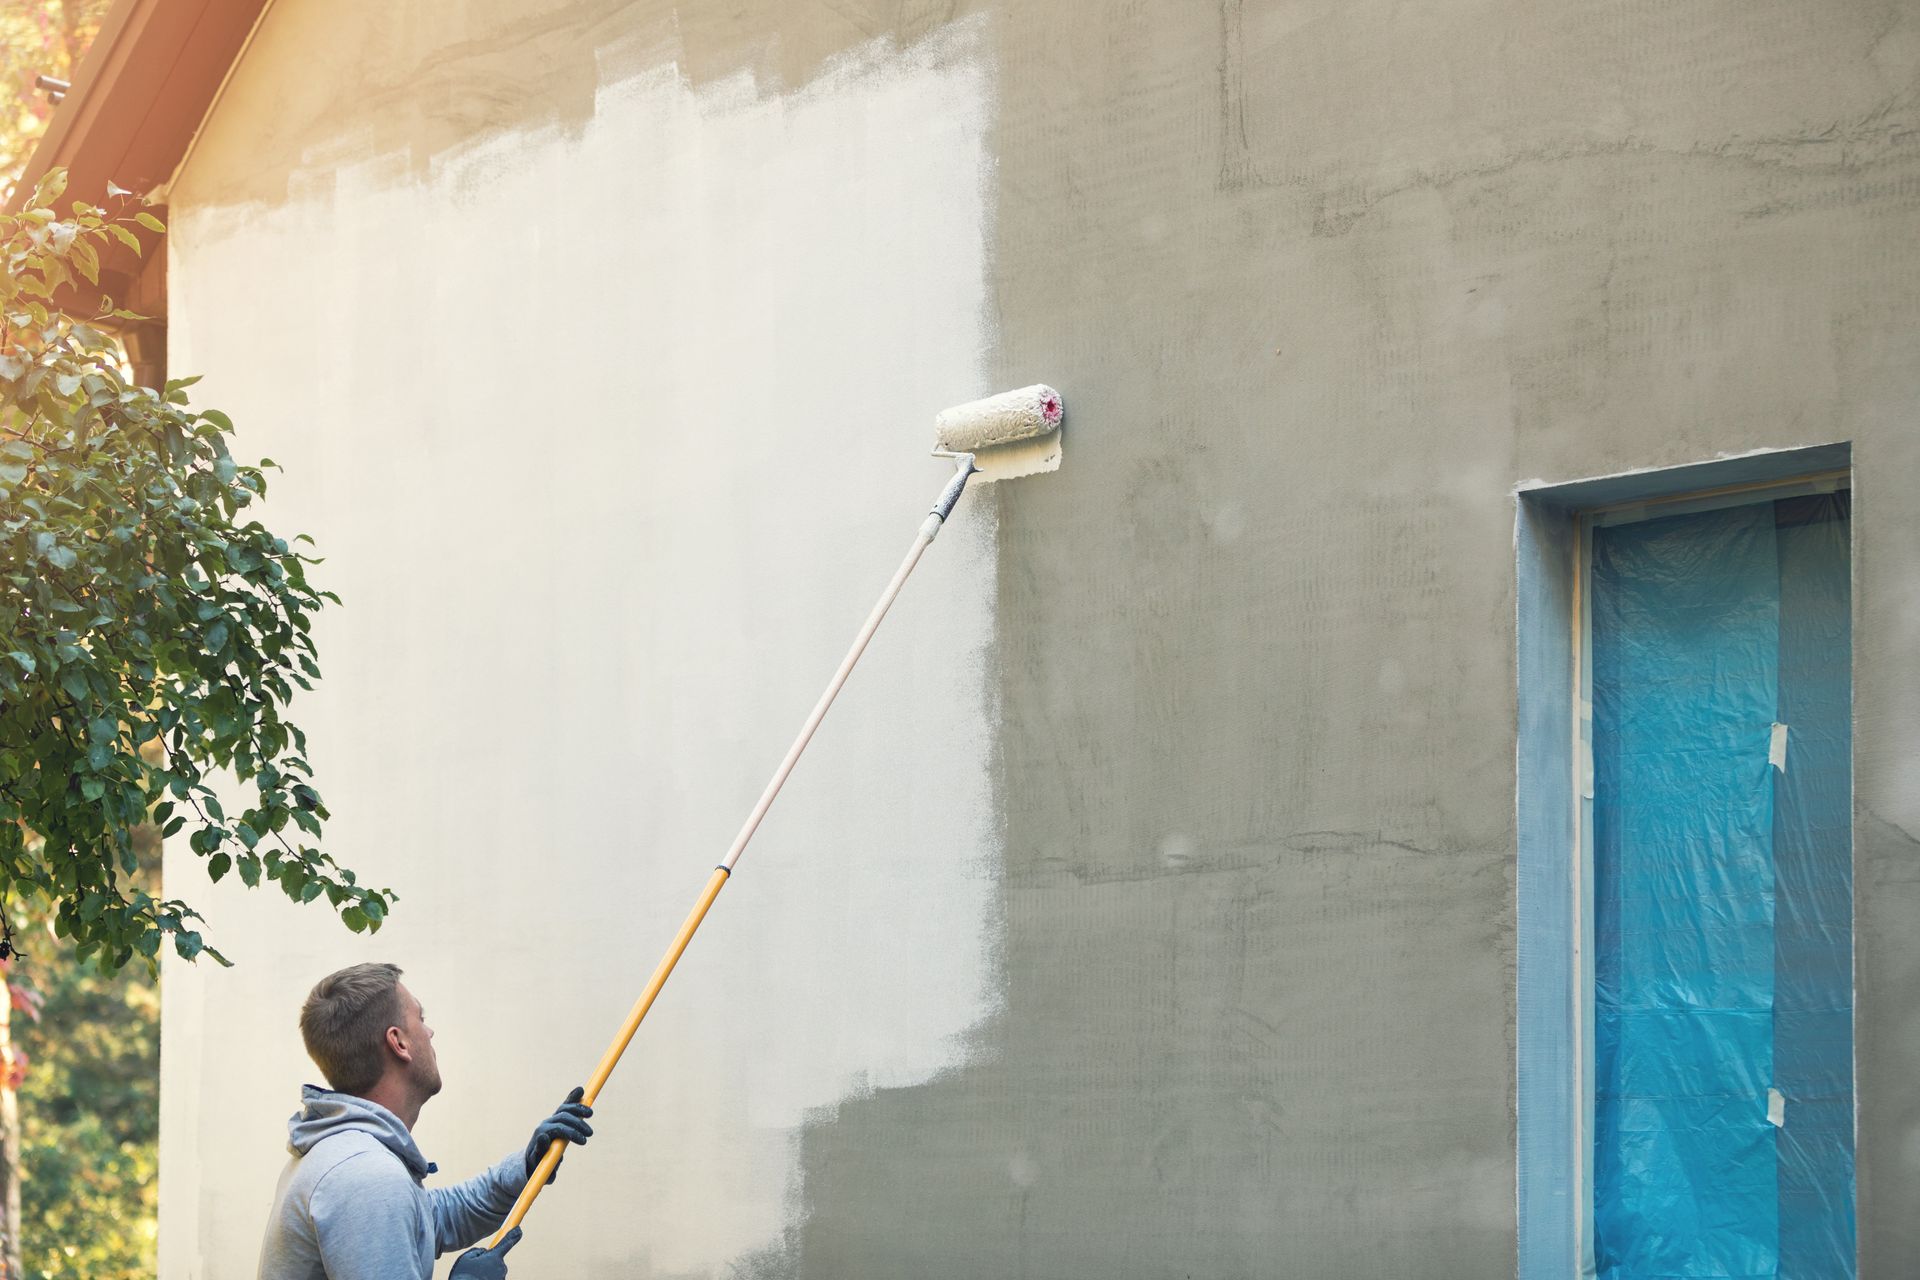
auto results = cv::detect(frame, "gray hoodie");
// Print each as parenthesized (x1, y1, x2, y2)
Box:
(257, 1086, 528, 1280)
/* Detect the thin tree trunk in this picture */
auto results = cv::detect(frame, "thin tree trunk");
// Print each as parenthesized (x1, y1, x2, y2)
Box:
(0, 971, 19, 1280)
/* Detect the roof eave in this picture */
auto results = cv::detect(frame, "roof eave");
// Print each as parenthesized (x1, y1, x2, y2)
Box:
(6, 0, 270, 333)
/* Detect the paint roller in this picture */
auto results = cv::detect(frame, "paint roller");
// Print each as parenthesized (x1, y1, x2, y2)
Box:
(934, 383, 1064, 483)
(488, 384, 1066, 1244)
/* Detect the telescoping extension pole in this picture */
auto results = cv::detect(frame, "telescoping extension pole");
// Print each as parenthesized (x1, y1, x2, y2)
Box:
(485, 456, 985, 1244)
(488, 382, 1063, 1244)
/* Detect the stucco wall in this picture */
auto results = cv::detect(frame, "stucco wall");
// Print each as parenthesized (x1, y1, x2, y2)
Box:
(160, 2, 1920, 1277)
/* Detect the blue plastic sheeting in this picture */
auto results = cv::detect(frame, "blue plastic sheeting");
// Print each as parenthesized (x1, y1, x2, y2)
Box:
(1771, 495, 1855, 1277)
(1591, 495, 1853, 1280)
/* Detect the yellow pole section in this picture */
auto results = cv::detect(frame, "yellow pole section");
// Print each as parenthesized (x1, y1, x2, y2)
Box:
(487, 864, 732, 1245)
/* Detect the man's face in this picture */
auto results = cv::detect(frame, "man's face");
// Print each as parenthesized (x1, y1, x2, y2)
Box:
(394, 982, 442, 1099)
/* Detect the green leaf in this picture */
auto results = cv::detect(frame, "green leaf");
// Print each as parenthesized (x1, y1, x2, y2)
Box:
(207, 853, 231, 882)
(133, 212, 166, 234)
(70, 236, 99, 283)
(238, 854, 262, 887)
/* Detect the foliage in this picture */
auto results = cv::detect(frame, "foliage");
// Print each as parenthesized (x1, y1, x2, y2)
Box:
(13, 825, 158, 1279)
(0, 170, 393, 971)
(1, 19, 163, 1265)
(0, 1, 112, 197)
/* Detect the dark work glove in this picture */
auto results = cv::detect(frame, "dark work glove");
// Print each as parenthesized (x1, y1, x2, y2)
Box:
(524, 1086, 593, 1185)
(449, 1227, 521, 1279)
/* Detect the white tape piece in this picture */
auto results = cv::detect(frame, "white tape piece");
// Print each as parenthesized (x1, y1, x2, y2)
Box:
(1767, 1087, 1786, 1128)
(1769, 723, 1789, 772)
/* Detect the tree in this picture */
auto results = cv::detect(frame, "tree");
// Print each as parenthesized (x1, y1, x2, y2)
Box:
(3, 17, 158, 1258)
(0, 32, 311, 1276)
(0, 169, 395, 971)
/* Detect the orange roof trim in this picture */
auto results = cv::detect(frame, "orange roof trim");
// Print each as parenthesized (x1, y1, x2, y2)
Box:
(11, 0, 271, 214)
(8, 0, 268, 341)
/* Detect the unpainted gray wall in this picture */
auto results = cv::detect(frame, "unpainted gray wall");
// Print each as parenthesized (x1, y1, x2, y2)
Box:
(788, 4, 1920, 1275)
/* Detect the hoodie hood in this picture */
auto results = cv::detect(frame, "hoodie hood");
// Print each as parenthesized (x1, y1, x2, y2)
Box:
(286, 1085, 434, 1180)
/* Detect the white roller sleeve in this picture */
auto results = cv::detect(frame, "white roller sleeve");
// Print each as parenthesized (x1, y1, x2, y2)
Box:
(932, 384, 1064, 452)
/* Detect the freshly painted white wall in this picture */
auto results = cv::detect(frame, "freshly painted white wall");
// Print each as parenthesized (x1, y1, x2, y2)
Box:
(161, 24, 1000, 1279)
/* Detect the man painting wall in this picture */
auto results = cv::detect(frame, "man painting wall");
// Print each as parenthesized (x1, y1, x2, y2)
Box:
(257, 964, 593, 1280)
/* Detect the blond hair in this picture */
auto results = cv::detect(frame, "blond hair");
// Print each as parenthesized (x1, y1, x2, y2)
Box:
(298, 962, 404, 1094)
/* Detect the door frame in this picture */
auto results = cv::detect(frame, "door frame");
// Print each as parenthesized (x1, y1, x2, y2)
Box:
(1513, 444, 1852, 1280)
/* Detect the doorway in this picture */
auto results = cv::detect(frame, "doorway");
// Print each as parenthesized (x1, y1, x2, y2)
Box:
(1588, 490, 1853, 1278)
